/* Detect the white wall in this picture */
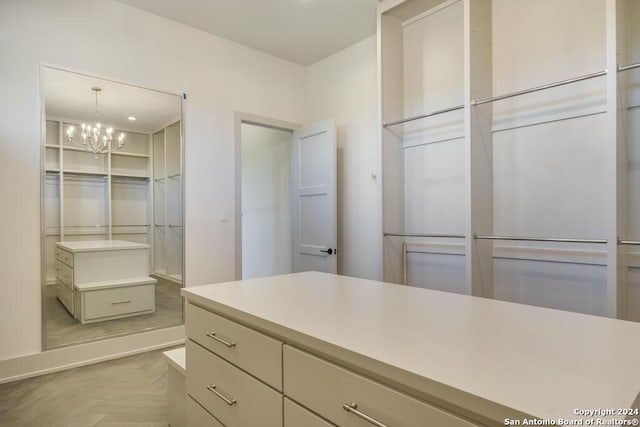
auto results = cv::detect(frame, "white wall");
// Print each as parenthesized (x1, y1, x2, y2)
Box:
(0, 0, 306, 361)
(241, 124, 292, 279)
(306, 36, 381, 280)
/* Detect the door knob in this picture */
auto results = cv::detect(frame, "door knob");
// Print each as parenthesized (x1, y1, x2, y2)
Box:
(320, 248, 333, 255)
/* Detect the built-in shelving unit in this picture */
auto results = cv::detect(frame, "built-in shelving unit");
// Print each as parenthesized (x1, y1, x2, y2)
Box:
(152, 120, 182, 284)
(43, 119, 153, 286)
(380, 0, 639, 320)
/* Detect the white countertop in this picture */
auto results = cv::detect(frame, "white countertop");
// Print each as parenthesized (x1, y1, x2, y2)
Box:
(182, 271, 640, 425)
(55, 240, 150, 252)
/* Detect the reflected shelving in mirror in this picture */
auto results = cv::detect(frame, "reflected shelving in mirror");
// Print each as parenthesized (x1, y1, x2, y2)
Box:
(41, 65, 184, 350)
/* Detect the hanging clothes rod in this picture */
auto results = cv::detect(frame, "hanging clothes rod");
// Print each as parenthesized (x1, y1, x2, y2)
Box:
(473, 70, 607, 106)
(619, 240, 640, 246)
(618, 62, 640, 72)
(384, 232, 466, 238)
(383, 105, 464, 128)
(474, 235, 606, 244)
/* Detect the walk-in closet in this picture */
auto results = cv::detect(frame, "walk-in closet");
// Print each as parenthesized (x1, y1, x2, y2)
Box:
(380, 0, 640, 320)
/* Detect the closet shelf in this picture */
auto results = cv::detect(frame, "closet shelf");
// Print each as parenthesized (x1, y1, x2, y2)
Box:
(111, 151, 150, 158)
(112, 231, 149, 235)
(62, 146, 106, 154)
(111, 173, 149, 179)
(64, 169, 108, 177)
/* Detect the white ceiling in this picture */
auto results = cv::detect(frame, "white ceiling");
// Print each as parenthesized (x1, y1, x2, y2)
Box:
(44, 67, 181, 134)
(116, 0, 379, 65)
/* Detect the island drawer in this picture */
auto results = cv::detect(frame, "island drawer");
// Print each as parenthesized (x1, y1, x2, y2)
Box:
(186, 303, 282, 390)
(186, 396, 224, 427)
(56, 248, 73, 267)
(79, 282, 155, 322)
(187, 340, 282, 427)
(285, 398, 333, 427)
(60, 262, 73, 288)
(56, 279, 74, 315)
(283, 345, 478, 427)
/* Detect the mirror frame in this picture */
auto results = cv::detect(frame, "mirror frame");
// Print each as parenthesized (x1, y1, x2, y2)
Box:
(39, 64, 185, 351)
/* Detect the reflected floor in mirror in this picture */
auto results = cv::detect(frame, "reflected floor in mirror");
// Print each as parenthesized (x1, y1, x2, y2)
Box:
(45, 277, 182, 349)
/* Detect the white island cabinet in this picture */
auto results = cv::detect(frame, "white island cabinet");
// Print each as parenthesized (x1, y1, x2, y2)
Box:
(55, 240, 156, 324)
(181, 272, 640, 427)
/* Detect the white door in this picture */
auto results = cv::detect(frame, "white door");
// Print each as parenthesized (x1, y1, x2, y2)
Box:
(292, 120, 337, 273)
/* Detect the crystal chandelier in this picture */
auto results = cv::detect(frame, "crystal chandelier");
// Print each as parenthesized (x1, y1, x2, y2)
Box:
(65, 87, 125, 155)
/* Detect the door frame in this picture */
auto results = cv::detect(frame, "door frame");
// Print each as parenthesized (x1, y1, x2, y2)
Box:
(234, 112, 302, 280)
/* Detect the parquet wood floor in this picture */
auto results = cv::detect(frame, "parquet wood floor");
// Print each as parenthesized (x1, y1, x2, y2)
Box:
(0, 348, 177, 427)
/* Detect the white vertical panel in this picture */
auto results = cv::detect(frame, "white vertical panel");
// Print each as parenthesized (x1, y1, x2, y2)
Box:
(381, 14, 406, 285)
(493, 115, 608, 238)
(465, 0, 493, 297)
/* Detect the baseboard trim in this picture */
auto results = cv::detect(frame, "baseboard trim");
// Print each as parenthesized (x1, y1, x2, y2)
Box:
(0, 325, 185, 384)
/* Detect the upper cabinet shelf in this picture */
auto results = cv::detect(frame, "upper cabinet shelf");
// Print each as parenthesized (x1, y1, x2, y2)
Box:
(111, 151, 150, 158)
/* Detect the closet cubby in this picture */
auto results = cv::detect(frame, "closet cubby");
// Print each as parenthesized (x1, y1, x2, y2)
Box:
(152, 121, 182, 284)
(380, 0, 637, 320)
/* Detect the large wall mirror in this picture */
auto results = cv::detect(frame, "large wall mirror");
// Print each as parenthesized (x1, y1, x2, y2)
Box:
(41, 66, 184, 350)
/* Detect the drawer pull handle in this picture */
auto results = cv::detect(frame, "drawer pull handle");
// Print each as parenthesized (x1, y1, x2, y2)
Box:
(206, 332, 236, 348)
(206, 385, 237, 406)
(343, 403, 387, 427)
(111, 300, 131, 305)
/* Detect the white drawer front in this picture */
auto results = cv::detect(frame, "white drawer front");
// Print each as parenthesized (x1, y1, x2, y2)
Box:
(55, 247, 63, 262)
(61, 249, 73, 267)
(285, 398, 333, 427)
(55, 260, 64, 280)
(186, 396, 224, 427)
(186, 340, 282, 427)
(283, 346, 478, 427)
(56, 280, 74, 315)
(60, 263, 73, 289)
(186, 303, 283, 390)
(81, 284, 154, 321)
